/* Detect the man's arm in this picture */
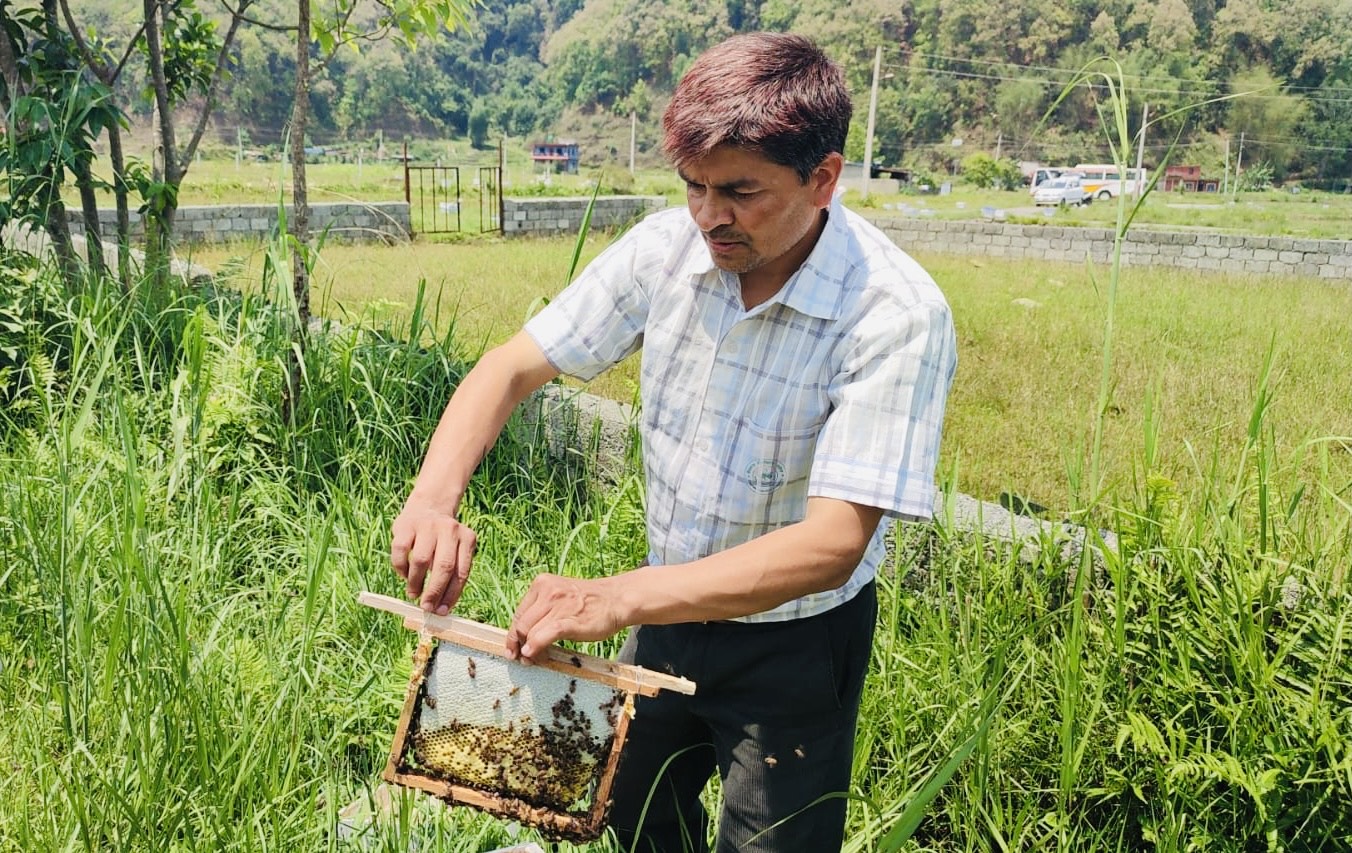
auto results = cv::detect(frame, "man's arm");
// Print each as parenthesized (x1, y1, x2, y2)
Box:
(391, 331, 559, 615)
(506, 497, 885, 661)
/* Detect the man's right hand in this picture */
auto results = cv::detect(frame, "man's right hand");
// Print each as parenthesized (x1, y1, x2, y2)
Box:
(390, 502, 478, 616)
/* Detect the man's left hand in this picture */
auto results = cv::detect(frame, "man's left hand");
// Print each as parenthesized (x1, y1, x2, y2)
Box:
(507, 573, 627, 663)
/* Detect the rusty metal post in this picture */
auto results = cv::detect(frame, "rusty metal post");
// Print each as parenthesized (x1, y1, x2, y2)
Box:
(403, 141, 410, 204)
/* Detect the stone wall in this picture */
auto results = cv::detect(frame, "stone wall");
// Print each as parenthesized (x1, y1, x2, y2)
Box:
(68, 202, 411, 245)
(872, 218, 1352, 280)
(504, 196, 666, 236)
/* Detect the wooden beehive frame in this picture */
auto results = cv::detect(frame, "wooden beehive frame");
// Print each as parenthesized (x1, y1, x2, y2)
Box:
(358, 593, 696, 841)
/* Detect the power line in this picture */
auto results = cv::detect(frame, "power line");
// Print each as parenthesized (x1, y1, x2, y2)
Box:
(890, 45, 1352, 96)
(882, 63, 1352, 106)
(881, 47, 1352, 105)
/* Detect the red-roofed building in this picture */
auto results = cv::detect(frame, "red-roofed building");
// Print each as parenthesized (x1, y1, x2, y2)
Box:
(1162, 165, 1220, 192)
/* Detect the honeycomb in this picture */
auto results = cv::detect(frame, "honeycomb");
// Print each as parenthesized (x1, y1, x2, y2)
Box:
(407, 640, 625, 813)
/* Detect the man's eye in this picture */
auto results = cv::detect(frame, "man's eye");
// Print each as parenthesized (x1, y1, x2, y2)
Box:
(685, 183, 705, 194)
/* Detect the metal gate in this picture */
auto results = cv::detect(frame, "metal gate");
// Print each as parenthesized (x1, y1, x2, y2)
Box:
(404, 150, 503, 235)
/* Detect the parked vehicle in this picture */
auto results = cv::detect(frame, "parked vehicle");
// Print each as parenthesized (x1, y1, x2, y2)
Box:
(1026, 166, 1065, 193)
(1033, 175, 1088, 206)
(1073, 164, 1146, 200)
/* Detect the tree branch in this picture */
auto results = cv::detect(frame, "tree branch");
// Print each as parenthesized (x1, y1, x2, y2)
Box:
(218, 0, 297, 33)
(112, 19, 151, 82)
(179, 0, 256, 171)
(58, 0, 112, 83)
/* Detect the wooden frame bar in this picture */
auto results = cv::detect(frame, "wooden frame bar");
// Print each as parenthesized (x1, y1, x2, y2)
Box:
(359, 592, 695, 696)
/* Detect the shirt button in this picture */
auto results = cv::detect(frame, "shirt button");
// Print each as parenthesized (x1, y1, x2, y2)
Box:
(696, 438, 711, 452)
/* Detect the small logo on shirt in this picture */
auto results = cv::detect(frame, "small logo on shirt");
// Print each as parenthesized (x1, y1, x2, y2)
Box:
(745, 459, 786, 493)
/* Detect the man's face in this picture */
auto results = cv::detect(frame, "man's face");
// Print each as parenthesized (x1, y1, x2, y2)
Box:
(678, 145, 840, 293)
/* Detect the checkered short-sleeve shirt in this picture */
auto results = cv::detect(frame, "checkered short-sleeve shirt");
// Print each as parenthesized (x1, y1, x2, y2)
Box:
(524, 195, 956, 622)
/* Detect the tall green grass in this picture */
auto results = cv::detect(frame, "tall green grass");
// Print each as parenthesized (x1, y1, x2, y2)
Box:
(3, 222, 1350, 851)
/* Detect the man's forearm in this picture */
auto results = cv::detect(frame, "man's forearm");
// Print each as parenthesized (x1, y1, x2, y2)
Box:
(506, 498, 886, 660)
(612, 498, 884, 624)
(393, 332, 559, 615)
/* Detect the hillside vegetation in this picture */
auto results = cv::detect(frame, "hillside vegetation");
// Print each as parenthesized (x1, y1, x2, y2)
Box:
(65, 0, 1352, 185)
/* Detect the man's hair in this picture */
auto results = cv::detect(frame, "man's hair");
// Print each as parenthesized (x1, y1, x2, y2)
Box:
(662, 32, 852, 184)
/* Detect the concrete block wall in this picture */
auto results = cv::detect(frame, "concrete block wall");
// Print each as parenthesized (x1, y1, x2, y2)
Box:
(504, 196, 666, 236)
(872, 218, 1352, 280)
(68, 202, 411, 245)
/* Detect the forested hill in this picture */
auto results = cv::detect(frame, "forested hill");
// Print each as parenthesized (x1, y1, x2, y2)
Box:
(71, 0, 1352, 183)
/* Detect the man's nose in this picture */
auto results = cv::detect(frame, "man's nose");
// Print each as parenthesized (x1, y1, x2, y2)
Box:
(692, 194, 733, 231)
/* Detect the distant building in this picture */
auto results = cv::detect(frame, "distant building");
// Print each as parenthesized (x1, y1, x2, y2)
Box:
(531, 139, 580, 174)
(1162, 165, 1221, 192)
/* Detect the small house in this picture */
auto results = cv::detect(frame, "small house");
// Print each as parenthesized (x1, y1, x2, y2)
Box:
(1162, 165, 1220, 193)
(530, 139, 580, 174)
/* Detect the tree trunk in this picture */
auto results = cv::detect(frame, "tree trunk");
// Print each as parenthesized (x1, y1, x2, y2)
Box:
(106, 121, 133, 288)
(42, 189, 81, 287)
(71, 153, 107, 279)
(282, 0, 311, 422)
(142, 0, 182, 291)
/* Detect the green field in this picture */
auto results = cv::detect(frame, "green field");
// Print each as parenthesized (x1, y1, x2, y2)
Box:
(193, 235, 1352, 518)
(78, 149, 1352, 239)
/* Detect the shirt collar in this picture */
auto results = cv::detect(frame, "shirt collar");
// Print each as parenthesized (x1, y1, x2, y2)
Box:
(678, 191, 850, 321)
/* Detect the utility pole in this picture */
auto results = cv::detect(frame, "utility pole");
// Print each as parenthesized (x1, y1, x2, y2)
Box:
(1223, 135, 1230, 194)
(1134, 102, 1148, 196)
(236, 126, 243, 169)
(1235, 131, 1245, 195)
(861, 46, 882, 201)
(995, 132, 1002, 161)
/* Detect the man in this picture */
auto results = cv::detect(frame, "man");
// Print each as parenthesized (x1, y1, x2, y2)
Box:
(391, 32, 956, 852)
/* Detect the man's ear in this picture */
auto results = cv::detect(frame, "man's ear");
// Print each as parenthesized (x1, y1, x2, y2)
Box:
(811, 152, 844, 207)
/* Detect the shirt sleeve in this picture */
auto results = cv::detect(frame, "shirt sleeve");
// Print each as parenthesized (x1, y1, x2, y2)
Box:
(522, 226, 653, 382)
(808, 297, 957, 520)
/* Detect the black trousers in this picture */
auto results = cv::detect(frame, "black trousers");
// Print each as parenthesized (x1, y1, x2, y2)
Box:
(609, 582, 877, 853)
